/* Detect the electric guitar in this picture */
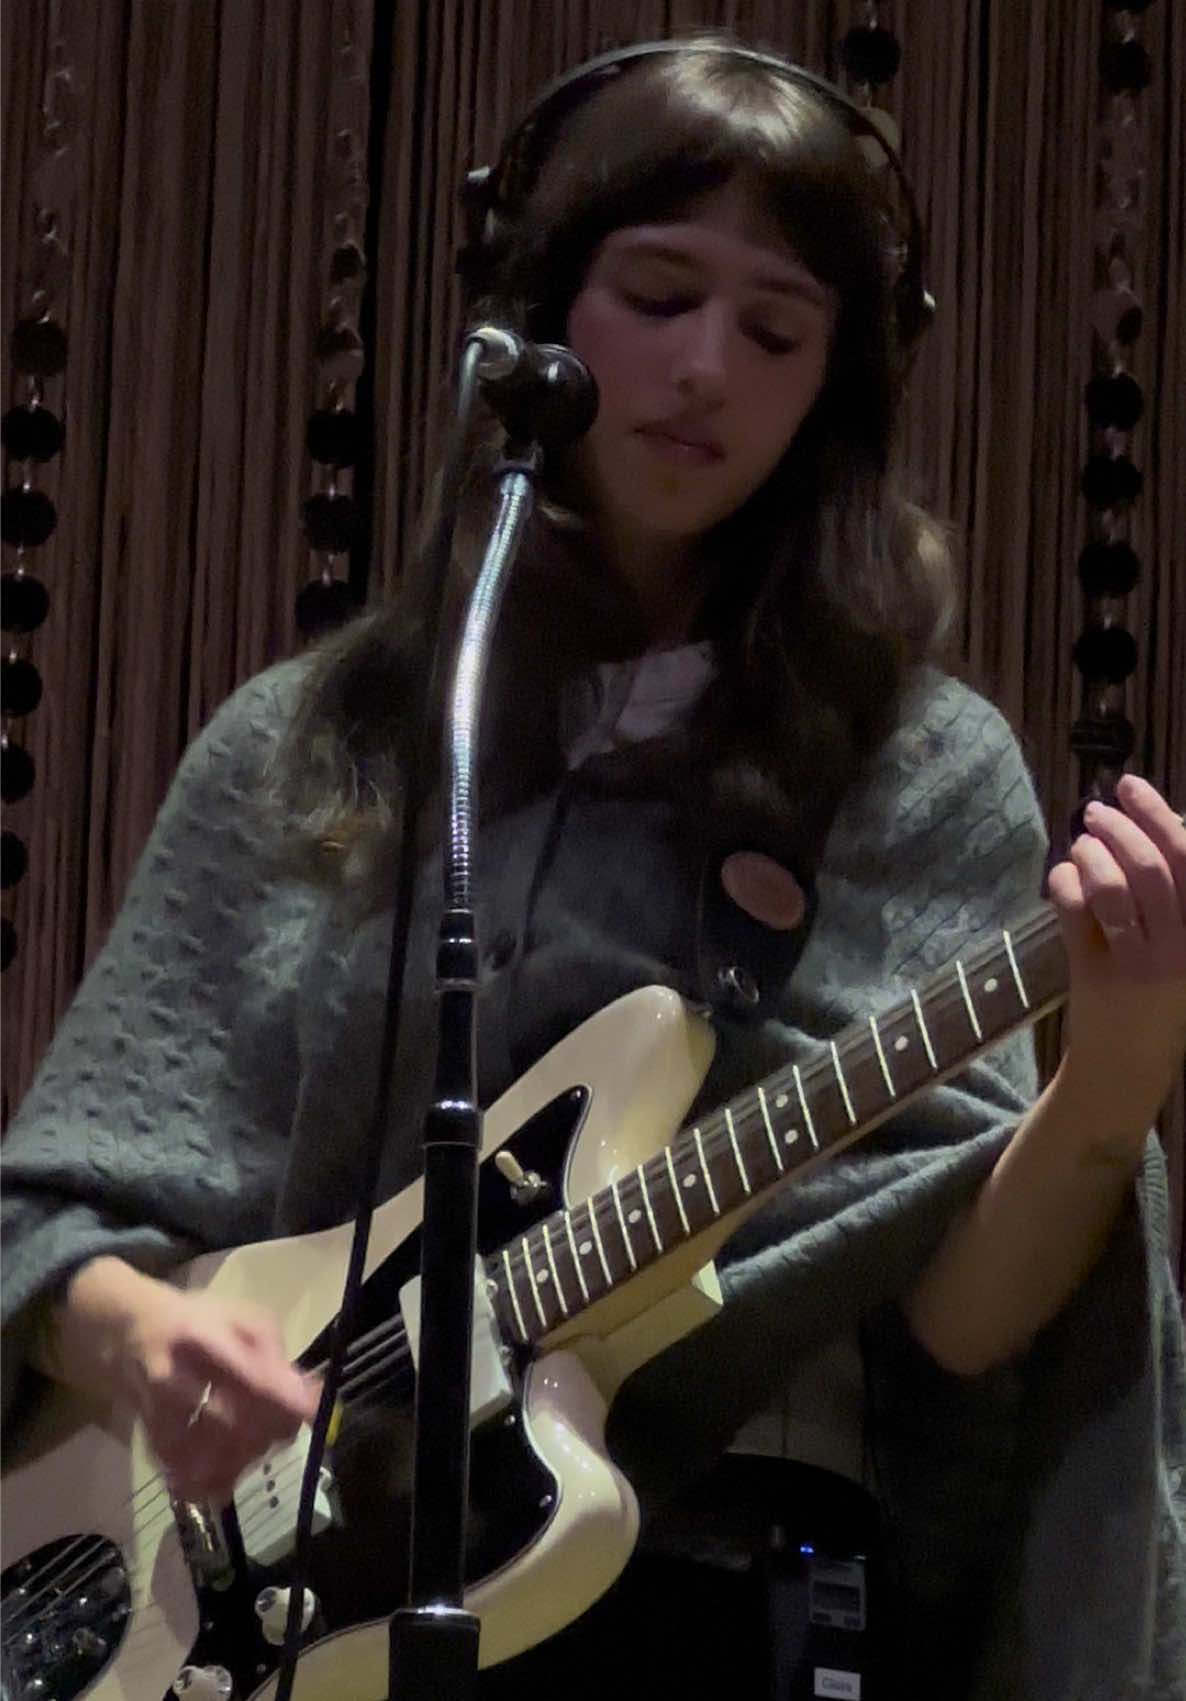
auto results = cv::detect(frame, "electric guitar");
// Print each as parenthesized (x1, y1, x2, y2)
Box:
(1, 902, 1069, 1701)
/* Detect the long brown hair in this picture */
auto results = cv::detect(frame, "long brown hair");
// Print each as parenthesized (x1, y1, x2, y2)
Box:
(275, 37, 956, 886)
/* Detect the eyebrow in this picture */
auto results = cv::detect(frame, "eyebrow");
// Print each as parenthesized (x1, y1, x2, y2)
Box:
(608, 236, 832, 311)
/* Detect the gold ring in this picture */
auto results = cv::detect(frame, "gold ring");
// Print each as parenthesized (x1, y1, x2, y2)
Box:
(186, 1381, 214, 1428)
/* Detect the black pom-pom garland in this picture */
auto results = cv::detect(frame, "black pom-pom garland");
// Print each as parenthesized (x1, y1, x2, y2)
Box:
(0, 572, 51, 634)
(295, 31, 372, 641)
(1071, 2, 1153, 808)
(840, 27, 902, 87)
(2, 406, 65, 462)
(3, 59, 75, 974)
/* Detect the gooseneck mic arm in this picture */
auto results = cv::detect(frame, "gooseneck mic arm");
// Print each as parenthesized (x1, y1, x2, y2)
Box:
(387, 334, 596, 1701)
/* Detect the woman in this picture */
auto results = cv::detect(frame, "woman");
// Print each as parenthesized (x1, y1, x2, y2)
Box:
(3, 37, 1184, 1700)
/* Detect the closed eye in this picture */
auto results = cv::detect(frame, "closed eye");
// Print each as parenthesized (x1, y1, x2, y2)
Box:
(621, 290, 698, 318)
(620, 288, 808, 357)
(745, 326, 802, 355)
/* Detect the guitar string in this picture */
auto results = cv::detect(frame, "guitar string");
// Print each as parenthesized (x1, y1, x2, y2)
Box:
(230, 966, 984, 1538)
(3, 1325, 421, 1629)
(1, 1457, 180, 1618)
(493, 937, 1045, 1335)
(8, 1273, 441, 1622)
(4, 1572, 209, 1685)
(0, 1035, 908, 1631)
(495, 1057, 819, 1320)
(2, 1511, 174, 1640)
(7, 923, 1054, 1638)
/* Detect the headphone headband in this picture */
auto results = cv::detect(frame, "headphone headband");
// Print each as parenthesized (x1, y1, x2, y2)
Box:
(461, 40, 935, 349)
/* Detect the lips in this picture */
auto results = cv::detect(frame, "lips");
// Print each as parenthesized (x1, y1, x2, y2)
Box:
(635, 423, 725, 464)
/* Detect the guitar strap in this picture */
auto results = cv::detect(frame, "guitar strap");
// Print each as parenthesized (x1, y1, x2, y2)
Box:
(694, 848, 818, 1023)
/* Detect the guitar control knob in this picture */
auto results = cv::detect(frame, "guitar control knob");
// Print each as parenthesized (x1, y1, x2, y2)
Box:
(254, 1584, 317, 1646)
(172, 1666, 233, 1700)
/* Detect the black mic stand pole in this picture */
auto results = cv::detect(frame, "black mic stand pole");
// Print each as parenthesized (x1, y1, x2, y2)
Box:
(387, 334, 595, 1701)
(385, 437, 540, 1700)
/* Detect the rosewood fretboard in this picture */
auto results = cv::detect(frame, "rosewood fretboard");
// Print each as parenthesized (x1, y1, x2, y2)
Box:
(490, 904, 1068, 1347)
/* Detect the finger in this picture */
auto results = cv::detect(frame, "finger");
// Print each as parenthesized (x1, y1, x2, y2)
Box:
(1069, 831, 1143, 931)
(170, 1368, 312, 1480)
(162, 1441, 253, 1507)
(1109, 775, 1186, 911)
(176, 1323, 319, 1425)
(1079, 805, 1183, 944)
(1047, 859, 1103, 969)
(154, 1387, 299, 1505)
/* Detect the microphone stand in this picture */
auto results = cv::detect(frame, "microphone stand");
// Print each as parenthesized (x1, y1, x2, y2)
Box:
(388, 342, 596, 1700)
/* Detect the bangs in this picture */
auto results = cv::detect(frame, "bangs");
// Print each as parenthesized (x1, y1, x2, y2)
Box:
(502, 50, 895, 336)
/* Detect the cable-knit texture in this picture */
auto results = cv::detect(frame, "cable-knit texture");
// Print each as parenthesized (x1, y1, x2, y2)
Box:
(2, 661, 1182, 1698)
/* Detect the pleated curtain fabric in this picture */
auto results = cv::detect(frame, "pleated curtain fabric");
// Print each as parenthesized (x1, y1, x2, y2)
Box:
(2, 0, 1183, 1275)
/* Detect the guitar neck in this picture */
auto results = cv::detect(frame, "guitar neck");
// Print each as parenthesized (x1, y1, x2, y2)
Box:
(490, 904, 1067, 1348)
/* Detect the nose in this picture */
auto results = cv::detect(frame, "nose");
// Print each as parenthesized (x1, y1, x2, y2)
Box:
(671, 301, 730, 403)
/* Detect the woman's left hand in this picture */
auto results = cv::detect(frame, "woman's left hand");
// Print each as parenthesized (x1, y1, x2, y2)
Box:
(1047, 772, 1186, 1144)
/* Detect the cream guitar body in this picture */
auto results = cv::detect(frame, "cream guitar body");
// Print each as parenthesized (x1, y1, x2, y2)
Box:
(1, 988, 719, 1701)
(3, 900, 1070, 1700)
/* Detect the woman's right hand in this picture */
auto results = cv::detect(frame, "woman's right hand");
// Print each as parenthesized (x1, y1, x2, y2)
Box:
(42, 1256, 321, 1505)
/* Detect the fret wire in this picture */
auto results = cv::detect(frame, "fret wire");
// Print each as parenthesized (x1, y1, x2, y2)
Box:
(638, 1165, 664, 1252)
(587, 1198, 613, 1286)
(501, 1247, 529, 1342)
(756, 1084, 786, 1171)
(666, 1146, 692, 1233)
(1002, 927, 1030, 1008)
(693, 1127, 720, 1214)
(521, 1235, 548, 1328)
(564, 1212, 590, 1303)
(955, 958, 983, 1040)
(909, 988, 939, 1070)
(830, 1040, 857, 1126)
(541, 1223, 568, 1317)
(493, 909, 1062, 1342)
(791, 1063, 819, 1151)
(868, 1015, 896, 1098)
(611, 1180, 638, 1272)
(724, 1106, 751, 1194)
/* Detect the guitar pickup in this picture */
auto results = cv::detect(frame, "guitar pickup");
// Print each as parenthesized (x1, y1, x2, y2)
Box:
(399, 1259, 514, 1429)
(234, 1427, 338, 1568)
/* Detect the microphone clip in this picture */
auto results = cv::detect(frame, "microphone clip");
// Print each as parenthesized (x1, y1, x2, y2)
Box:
(467, 326, 598, 448)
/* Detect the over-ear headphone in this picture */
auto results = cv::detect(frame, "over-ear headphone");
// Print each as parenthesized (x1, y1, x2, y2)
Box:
(460, 40, 936, 352)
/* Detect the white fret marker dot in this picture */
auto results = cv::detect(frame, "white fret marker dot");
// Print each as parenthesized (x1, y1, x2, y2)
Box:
(984, 976, 999, 993)
(785, 1129, 800, 1145)
(578, 1240, 592, 1256)
(682, 1174, 697, 1188)
(894, 1036, 909, 1052)
(536, 1269, 550, 1284)
(628, 1208, 642, 1225)
(775, 1093, 789, 1109)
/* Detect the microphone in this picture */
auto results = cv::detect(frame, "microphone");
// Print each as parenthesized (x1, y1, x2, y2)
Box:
(466, 325, 598, 447)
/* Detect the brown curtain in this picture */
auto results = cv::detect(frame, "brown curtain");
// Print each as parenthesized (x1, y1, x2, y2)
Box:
(3, 1, 1182, 1270)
